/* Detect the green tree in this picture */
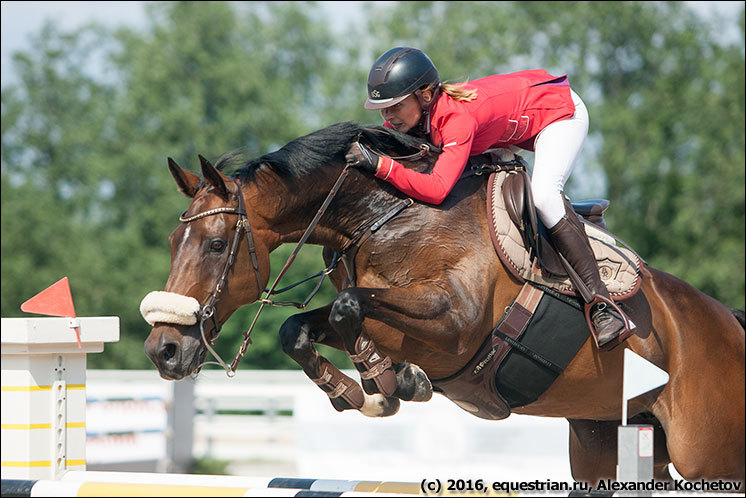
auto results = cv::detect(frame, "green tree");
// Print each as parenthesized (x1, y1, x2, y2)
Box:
(522, 1, 746, 307)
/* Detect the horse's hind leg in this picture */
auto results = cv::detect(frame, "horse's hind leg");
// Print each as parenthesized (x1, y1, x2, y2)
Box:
(279, 305, 399, 417)
(568, 419, 617, 486)
(568, 415, 671, 487)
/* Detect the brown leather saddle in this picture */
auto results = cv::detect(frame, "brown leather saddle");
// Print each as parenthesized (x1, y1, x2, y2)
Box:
(432, 155, 629, 420)
(467, 153, 615, 281)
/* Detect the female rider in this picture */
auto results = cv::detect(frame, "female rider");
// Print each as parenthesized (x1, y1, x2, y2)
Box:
(345, 46, 631, 349)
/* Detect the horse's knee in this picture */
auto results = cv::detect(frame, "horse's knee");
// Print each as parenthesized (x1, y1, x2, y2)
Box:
(667, 450, 720, 482)
(279, 315, 309, 356)
(665, 420, 744, 481)
(329, 289, 365, 328)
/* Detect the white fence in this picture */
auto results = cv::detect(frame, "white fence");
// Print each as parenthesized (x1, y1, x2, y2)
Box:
(85, 369, 573, 482)
(85, 369, 303, 470)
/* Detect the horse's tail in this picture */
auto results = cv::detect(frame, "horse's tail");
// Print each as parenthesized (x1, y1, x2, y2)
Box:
(730, 308, 745, 329)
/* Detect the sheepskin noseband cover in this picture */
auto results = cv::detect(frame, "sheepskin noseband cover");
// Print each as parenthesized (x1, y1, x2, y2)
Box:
(140, 291, 201, 326)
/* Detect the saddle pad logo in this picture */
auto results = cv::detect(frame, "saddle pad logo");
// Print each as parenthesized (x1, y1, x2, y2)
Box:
(597, 258, 621, 281)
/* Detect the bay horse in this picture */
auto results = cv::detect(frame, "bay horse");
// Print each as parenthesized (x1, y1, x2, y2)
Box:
(143, 121, 744, 486)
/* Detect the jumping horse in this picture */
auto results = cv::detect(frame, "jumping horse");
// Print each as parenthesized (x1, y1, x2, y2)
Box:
(143, 122, 745, 486)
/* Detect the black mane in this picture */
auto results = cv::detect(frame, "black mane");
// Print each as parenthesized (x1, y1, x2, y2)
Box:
(225, 122, 438, 180)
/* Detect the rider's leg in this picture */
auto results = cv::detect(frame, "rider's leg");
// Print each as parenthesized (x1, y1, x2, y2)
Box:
(549, 198, 627, 346)
(532, 89, 626, 347)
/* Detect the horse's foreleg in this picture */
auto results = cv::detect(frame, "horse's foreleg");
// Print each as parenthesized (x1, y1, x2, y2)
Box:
(329, 284, 466, 399)
(568, 419, 617, 486)
(279, 306, 399, 417)
(329, 289, 399, 397)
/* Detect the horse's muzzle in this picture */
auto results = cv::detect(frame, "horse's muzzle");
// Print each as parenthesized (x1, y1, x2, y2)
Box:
(144, 323, 204, 380)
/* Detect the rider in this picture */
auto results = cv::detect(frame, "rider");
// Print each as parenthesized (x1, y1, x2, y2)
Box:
(345, 46, 631, 349)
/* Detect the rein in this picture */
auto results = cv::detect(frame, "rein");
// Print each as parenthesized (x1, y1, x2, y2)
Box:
(368, 142, 431, 162)
(225, 164, 355, 374)
(356, 129, 432, 163)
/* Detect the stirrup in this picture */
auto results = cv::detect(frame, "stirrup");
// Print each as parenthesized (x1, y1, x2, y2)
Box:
(584, 295, 636, 352)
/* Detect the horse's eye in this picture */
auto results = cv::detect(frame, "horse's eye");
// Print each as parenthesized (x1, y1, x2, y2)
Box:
(209, 239, 226, 253)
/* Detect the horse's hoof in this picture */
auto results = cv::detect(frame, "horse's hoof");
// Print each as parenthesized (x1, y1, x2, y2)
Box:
(360, 393, 400, 417)
(393, 362, 433, 402)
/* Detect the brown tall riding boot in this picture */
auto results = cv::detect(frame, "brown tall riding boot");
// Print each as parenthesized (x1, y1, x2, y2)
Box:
(548, 213, 626, 348)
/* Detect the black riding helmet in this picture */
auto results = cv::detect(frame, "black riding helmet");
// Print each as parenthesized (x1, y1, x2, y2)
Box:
(365, 47, 439, 110)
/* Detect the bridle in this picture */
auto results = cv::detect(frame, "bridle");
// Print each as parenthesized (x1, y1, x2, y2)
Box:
(178, 177, 264, 376)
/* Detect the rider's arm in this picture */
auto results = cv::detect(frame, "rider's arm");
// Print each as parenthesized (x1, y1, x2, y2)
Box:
(375, 114, 478, 205)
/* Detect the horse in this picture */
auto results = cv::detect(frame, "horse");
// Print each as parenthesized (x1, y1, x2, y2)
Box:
(143, 121, 745, 486)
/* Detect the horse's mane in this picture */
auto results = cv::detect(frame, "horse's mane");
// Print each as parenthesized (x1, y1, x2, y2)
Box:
(222, 122, 438, 180)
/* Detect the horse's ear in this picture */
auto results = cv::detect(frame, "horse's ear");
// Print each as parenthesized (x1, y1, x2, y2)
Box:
(168, 157, 200, 198)
(199, 154, 230, 200)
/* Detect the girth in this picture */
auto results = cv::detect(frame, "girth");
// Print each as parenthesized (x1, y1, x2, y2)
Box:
(431, 283, 556, 420)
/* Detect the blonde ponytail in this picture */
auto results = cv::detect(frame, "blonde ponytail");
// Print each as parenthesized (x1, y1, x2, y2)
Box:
(441, 81, 478, 102)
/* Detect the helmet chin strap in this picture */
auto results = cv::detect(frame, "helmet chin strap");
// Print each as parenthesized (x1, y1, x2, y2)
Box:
(413, 85, 440, 136)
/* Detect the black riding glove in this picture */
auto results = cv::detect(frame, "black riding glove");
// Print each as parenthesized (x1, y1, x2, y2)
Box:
(345, 142, 380, 174)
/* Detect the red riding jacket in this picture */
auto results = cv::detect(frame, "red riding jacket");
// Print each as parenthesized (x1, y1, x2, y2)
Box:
(376, 69, 576, 204)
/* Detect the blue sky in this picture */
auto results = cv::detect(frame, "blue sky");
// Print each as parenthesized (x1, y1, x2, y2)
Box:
(0, 1, 369, 86)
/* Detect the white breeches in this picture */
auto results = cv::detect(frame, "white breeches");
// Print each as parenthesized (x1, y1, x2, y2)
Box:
(531, 89, 589, 228)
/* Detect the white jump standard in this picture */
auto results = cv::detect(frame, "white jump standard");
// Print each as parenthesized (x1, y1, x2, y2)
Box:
(1, 317, 119, 480)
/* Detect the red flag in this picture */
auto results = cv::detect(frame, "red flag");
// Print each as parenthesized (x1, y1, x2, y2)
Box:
(21, 277, 81, 348)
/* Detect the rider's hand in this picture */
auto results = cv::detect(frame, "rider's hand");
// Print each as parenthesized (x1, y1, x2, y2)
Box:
(345, 142, 380, 174)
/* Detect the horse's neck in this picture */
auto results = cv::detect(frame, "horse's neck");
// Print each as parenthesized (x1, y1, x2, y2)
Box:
(247, 168, 388, 252)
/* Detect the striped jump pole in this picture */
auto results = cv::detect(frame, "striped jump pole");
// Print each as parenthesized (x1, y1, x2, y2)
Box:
(58, 471, 423, 495)
(4, 478, 742, 498)
(0, 477, 419, 497)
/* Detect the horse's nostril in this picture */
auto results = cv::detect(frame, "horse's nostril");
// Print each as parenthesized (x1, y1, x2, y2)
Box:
(161, 343, 177, 362)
